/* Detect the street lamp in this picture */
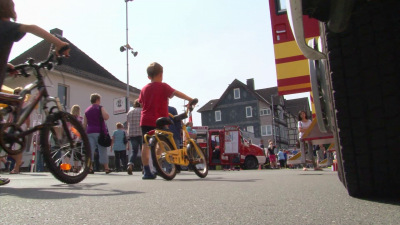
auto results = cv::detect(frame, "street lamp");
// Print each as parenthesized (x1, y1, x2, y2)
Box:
(120, 0, 138, 111)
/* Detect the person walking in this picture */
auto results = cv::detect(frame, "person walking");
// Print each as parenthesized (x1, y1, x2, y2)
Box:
(277, 149, 285, 169)
(267, 141, 278, 169)
(126, 99, 142, 175)
(110, 123, 128, 172)
(83, 93, 111, 174)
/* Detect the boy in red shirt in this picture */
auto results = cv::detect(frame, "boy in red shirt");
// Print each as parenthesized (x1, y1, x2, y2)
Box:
(138, 62, 194, 179)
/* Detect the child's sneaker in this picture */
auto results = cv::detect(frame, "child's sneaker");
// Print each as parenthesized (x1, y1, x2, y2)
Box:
(142, 173, 157, 180)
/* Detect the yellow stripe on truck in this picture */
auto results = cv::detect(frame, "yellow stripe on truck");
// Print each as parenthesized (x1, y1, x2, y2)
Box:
(273, 37, 318, 59)
(276, 60, 310, 79)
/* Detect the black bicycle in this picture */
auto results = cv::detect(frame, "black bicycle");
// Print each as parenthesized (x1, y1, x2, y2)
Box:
(0, 46, 91, 184)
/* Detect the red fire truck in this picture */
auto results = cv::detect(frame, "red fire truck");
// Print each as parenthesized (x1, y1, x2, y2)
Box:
(193, 126, 266, 169)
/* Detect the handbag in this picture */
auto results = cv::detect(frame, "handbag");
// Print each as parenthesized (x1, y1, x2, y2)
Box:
(123, 131, 128, 145)
(97, 106, 112, 147)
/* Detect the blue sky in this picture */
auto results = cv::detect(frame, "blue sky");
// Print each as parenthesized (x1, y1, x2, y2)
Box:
(10, 0, 308, 125)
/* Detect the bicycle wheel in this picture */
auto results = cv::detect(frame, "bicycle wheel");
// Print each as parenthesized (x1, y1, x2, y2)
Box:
(40, 112, 91, 184)
(150, 135, 177, 180)
(187, 142, 208, 178)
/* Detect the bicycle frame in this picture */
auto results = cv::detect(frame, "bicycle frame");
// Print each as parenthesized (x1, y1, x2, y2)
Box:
(0, 62, 64, 138)
(145, 112, 203, 166)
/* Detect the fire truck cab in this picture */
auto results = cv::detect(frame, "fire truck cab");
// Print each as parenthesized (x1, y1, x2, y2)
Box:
(193, 126, 266, 169)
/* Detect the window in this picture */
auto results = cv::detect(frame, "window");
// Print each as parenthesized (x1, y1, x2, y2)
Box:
(261, 125, 273, 136)
(276, 0, 287, 14)
(234, 88, 240, 99)
(246, 106, 252, 118)
(57, 84, 68, 107)
(215, 110, 221, 122)
(247, 126, 254, 133)
(279, 110, 284, 120)
(260, 108, 271, 116)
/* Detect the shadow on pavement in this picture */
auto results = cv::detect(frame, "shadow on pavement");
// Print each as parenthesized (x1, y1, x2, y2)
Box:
(298, 174, 324, 176)
(0, 183, 143, 199)
(355, 197, 400, 206)
(173, 177, 261, 182)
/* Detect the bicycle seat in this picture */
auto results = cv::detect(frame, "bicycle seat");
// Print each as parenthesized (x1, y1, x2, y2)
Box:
(156, 117, 173, 129)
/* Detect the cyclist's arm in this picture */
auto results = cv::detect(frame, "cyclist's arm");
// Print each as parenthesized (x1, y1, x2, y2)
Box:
(101, 107, 109, 120)
(110, 136, 114, 152)
(19, 24, 70, 56)
(174, 91, 192, 102)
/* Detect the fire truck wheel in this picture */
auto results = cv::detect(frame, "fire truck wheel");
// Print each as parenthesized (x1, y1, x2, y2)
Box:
(325, 1, 400, 197)
(244, 156, 258, 170)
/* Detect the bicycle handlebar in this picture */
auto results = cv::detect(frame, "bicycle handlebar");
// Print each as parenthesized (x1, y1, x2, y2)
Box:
(7, 45, 70, 77)
(187, 98, 198, 112)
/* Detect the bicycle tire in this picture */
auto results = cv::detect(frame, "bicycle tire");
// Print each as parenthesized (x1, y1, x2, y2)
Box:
(40, 112, 91, 184)
(150, 135, 177, 180)
(187, 142, 208, 178)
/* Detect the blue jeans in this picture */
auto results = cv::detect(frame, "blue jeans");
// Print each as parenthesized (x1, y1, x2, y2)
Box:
(35, 152, 44, 172)
(87, 133, 109, 164)
(128, 136, 142, 165)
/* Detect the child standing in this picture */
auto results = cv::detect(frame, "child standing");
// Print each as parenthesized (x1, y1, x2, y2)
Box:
(0, 0, 70, 88)
(110, 123, 128, 172)
(138, 62, 194, 179)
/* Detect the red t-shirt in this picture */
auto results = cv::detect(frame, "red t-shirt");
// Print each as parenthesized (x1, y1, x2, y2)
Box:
(138, 82, 175, 127)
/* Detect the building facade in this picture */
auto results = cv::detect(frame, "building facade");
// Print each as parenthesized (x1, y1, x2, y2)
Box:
(198, 78, 309, 150)
(4, 28, 140, 168)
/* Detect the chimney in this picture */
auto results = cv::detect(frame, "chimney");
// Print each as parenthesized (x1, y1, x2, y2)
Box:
(50, 28, 63, 37)
(246, 78, 255, 90)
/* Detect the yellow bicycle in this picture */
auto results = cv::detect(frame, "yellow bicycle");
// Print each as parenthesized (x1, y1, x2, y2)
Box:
(145, 99, 208, 180)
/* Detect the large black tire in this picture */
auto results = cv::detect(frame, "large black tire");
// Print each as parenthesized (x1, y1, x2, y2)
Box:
(326, 1, 400, 197)
(150, 135, 177, 180)
(244, 156, 258, 170)
(187, 142, 208, 178)
(40, 112, 91, 184)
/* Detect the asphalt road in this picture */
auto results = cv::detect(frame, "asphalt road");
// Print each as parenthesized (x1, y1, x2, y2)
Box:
(0, 169, 399, 225)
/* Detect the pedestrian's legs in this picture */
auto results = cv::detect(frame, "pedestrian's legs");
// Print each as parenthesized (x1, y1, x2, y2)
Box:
(94, 148, 100, 171)
(128, 136, 141, 166)
(120, 152, 127, 171)
(87, 133, 97, 163)
(114, 151, 121, 172)
(98, 144, 110, 170)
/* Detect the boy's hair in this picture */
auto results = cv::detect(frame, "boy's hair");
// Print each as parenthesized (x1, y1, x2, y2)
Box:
(147, 62, 163, 79)
(0, 0, 17, 21)
(13, 87, 23, 94)
(116, 122, 123, 129)
(186, 122, 193, 127)
(90, 93, 101, 104)
(70, 105, 80, 117)
(133, 99, 141, 107)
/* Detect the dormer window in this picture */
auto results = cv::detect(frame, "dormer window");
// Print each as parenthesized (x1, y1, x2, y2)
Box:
(234, 88, 240, 99)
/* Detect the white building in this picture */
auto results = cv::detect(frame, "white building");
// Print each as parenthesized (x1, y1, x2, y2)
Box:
(3, 28, 140, 169)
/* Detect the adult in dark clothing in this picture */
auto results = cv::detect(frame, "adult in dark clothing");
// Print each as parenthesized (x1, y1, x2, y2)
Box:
(168, 106, 182, 172)
(267, 141, 278, 169)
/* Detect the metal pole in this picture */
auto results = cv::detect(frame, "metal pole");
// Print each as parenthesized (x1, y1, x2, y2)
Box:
(271, 95, 275, 147)
(126, 0, 130, 111)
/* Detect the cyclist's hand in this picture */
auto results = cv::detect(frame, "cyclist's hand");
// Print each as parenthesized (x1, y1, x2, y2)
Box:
(7, 63, 18, 76)
(55, 42, 70, 57)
